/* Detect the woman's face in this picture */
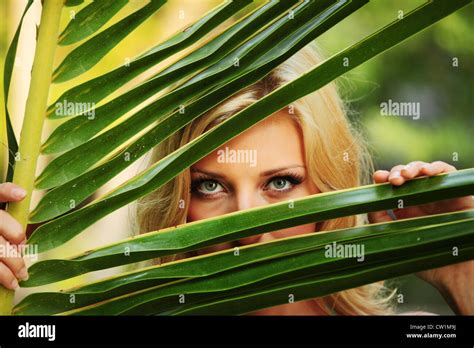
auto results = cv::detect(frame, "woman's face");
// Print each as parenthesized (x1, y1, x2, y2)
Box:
(188, 111, 321, 254)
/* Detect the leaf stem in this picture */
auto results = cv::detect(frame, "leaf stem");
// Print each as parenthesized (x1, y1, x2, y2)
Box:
(0, 0, 63, 315)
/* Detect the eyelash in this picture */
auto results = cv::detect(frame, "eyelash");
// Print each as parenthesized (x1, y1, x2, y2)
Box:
(190, 176, 225, 197)
(264, 173, 304, 193)
(190, 172, 304, 197)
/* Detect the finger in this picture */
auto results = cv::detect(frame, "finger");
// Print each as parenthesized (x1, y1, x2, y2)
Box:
(368, 210, 393, 223)
(0, 210, 26, 244)
(420, 161, 456, 176)
(0, 236, 28, 281)
(0, 261, 19, 290)
(388, 165, 406, 186)
(373, 170, 390, 183)
(0, 183, 26, 203)
(400, 161, 429, 179)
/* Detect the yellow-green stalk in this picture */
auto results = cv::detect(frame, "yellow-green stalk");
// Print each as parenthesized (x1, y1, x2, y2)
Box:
(0, 0, 63, 315)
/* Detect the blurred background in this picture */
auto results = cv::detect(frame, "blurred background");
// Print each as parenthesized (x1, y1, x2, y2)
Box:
(0, 0, 472, 314)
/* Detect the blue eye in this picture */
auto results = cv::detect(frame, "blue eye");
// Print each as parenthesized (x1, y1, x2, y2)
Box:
(193, 180, 224, 195)
(265, 174, 304, 193)
(268, 178, 292, 191)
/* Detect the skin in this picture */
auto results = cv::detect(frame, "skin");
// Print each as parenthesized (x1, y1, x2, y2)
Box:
(0, 182, 28, 290)
(1, 111, 472, 314)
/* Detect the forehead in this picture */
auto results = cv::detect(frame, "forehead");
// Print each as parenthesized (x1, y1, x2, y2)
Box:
(192, 111, 306, 173)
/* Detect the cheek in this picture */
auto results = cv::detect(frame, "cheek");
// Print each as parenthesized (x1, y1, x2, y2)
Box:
(187, 197, 227, 222)
(187, 199, 206, 222)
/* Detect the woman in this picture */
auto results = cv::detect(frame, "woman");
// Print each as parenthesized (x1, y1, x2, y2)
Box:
(1, 44, 472, 315)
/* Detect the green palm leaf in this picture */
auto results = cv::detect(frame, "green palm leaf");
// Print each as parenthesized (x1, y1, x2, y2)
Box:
(52, 0, 167, 82)
(173, 244, 474, 316)
(47, 0, 253, 114)
(27, 0, 473, 255)
(58, 0, 129, 46)
(1, 0, 34, 186)
(32, 0, 363, 221)
(41, 0, 299, 155)
(14, 210, 474, 315)
(35, 0, 349, 191)
(26, 169, 474, 265)
(65, 0, 84, 7)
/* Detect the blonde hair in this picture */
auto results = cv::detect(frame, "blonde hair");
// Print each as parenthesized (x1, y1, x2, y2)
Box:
(135, 42, 396, 315)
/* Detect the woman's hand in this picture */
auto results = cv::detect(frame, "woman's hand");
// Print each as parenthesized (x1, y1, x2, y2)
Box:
(0, 182, 29, 290)
(369, 160, 474, 314)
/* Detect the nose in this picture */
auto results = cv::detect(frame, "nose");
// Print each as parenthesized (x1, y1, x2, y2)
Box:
(232, 188, 272, 246)
(233, 188, 266, 212)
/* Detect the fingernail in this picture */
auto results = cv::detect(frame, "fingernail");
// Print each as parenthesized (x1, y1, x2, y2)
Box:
(19, 268, 29, 281)
(11, 188, 26, 199)
(10, 279, 19, 290)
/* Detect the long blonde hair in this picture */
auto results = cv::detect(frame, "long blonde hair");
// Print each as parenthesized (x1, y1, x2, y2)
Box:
(135, 42, 396, 315)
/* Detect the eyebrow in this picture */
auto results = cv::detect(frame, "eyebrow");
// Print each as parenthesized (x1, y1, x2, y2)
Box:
(190, 165, 305, 179)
